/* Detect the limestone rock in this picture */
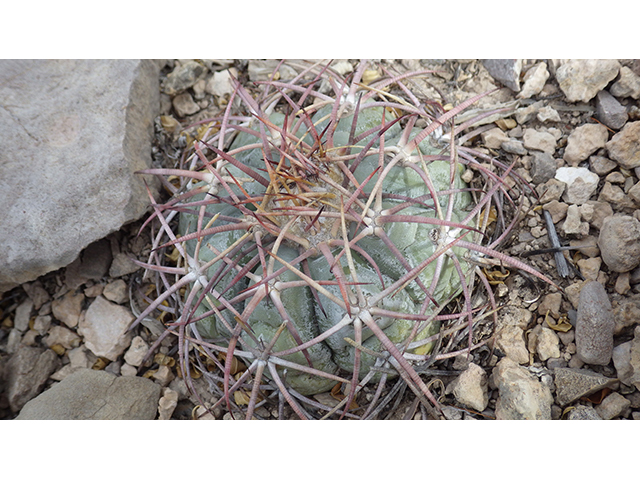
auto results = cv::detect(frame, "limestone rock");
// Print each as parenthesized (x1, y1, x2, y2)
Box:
(14, 299, 33, 333)
(124, 336, 150, 367)
(44, 325, 81, 350)
(161, 60, 207, 95)
(555, 59, 620, 103)
(158, 388, 179, 420)
(0, 60, 159, 294)
(523, 128, 556, 155)
(628, 181, 640, 204)
(102, 279, 128, 305)
(590, 155, 618, 176)
(610, 66, 640, 99)
(517, 62, 549, 99)
(612, 295, 640, 334)
(172, 92, 200, 117)
(543, 200, 568, 224)
(563, 124, 609, 166)
(451, 363, 489, 412)
(576, 256, 601, 281)
(536, 106, 561, 123)
(606, 121, 640, 169)
(538, 292, 562, 318)
(51, 290, 85, 328)
(537, 178, 566, 204)
(575, 281, 614, 365)
(594, 392, 631, 419)
(612, 326, 640, 389)
(529, 326, 561, 362)
(495, 326, 529, 364)
(205, 69, 236, 100)
(481, 127, 509, 149)
(555, 167, 599, 205)
(109, 252, 141, 278)
(16, 368, 161, 419)
(78, 296, 135, 361)
(598, 215, 640, 272)
(492, 358, 553, 420)
(22, 281, 50, 310)
(3, 345, 61, 412)
(569, 235, 600, 258)
(515, 101, 544, 124)
(597, 182, 634, 209)
(584, 200, 613, 230)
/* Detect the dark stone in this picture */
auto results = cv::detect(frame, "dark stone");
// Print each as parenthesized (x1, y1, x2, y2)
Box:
(501, 139, 528, 155)
(482, 59, 521, 92)
(530, 151, 557, 184)
(4, 345, 61, 412)
(596, 90, 628, 130)
(64, 238, 113, 289)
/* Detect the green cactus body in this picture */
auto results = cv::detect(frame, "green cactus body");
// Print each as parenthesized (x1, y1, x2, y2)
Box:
(177, 100, 475, 395)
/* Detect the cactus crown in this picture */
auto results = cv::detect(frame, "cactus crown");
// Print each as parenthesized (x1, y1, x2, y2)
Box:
(135, 60, 555, 419)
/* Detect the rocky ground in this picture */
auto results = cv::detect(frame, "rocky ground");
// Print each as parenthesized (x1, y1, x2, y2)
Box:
(2, 59, 640, 420)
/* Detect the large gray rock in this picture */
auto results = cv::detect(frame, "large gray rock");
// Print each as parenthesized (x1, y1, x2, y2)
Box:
(555, 59, 620, 103)
(598, 215, 640, 272)
(3, 345, 61, 412)
(576, 281, 615, 365)
(16, 368, 161, 419)
(0, 60, 160, 293)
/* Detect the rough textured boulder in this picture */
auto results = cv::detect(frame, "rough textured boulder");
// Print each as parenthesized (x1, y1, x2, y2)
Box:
(0, 60, 160, 293)
(16, 368, 161, 420)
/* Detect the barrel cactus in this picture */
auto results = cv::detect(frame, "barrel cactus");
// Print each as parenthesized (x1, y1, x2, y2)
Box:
(135, 60, 554, 419)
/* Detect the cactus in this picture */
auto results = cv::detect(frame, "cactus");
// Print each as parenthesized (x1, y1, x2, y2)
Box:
(135, 60, 555, 419)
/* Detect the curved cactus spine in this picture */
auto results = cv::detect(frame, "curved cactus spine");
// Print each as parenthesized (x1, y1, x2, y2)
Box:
(135, 60, 557, 419)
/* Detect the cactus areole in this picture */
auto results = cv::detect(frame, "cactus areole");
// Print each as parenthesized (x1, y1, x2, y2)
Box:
(138, 62, 550, 416)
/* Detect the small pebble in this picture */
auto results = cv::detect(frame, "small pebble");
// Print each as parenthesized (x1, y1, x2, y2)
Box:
(103, 279, 128, 304)
(567, 405, 602, 420)
(595, 392, 631, 419)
